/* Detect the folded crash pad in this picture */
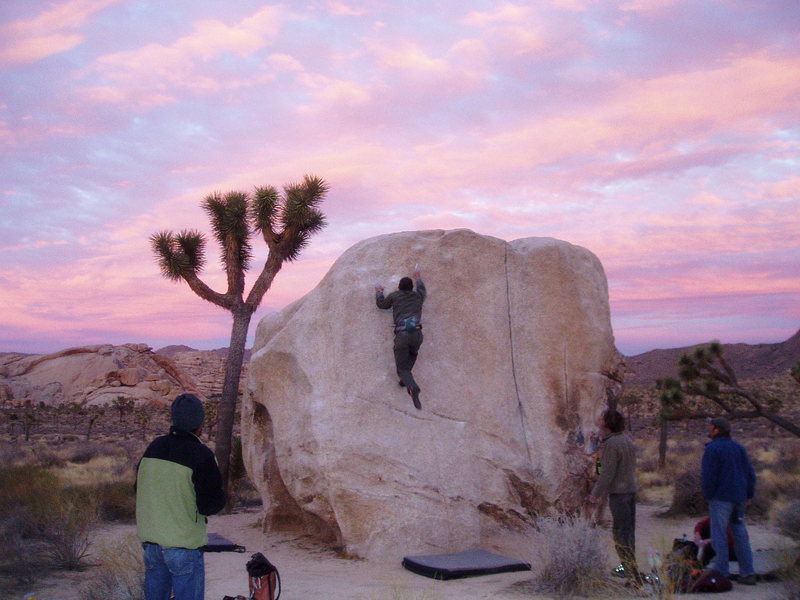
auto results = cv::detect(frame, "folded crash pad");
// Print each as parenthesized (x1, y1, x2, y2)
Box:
(200, 532, 246, 553)
(402, 549, 532, 580)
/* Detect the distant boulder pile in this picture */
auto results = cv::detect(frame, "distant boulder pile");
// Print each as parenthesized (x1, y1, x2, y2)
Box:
(0, 343, 201, 407)
(156, 345, 249, 398)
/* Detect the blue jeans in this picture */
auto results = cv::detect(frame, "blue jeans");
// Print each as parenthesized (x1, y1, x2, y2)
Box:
(708, 499, 754, 577)
(143, 543, 204, 600)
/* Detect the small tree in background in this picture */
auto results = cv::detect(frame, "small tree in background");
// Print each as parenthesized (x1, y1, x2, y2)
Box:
(657, 342, 800, 438)
(150, 175, 328, 496)
(112, 396, 135, 425)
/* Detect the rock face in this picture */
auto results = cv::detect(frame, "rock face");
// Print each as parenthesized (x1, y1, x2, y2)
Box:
(0, 343, 201, 407)
(243, 229, 623, 559)
(156, 346, 250, 398)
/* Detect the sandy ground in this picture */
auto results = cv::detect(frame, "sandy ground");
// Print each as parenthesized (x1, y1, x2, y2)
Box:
(18, 503, 796, 600)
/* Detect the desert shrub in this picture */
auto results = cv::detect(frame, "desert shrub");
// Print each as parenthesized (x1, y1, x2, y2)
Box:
(34, 449, 68, 468)
(0, 442, 34, 467)
(69, 443, 104, 464)
(0, 466, 99, 571)
(79, 534, 144, 600)
(776, 500, 800, 541)
(0, 467, 64, 589)
(40, 486, 100, 569)
(663, 471, 706, 517)
(95, 481, 136, 522)
(529, 516, 622, 597)
(741, 469, 796, 520)
(776, 444, 800, 473)
(775, 557, 800, 600)
(0, 511, 48, 590)
(0, 465, 62, 519)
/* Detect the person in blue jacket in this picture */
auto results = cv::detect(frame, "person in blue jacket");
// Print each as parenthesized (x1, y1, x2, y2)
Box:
(701, 417, 757, 585)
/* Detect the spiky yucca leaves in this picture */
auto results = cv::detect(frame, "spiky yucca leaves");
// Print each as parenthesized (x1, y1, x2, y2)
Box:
(202, 191, 253, 273)
(252, 175, 328, 262)
(150, 229, 206, 280)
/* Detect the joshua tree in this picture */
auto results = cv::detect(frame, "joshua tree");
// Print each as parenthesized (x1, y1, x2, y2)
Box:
(150, 175, 328, 493)
(112, 396, 135, 424)
(657, 342, 800, 438)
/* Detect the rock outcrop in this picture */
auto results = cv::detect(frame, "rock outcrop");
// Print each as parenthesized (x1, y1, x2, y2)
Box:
(0, 343, 201, 407)
(242, 229, 623, 560)
(156, 346, 250, 398)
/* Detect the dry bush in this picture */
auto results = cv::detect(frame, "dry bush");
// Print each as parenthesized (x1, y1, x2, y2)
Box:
(776, 500, 800, 542)
(0, 443, 35, 466)
(41, 487, 100, 569)
(95, 481, 136, 522)
(79, 534, 145, 600)
(0, 511, 48, 590)
(68, 443, 104, 464)
(776, 444, 800, 473)
(33, 448, 68, 468)
(0, 465, 99, 573)
(527, 516, 625, 598)
(663, 471, 706, 517)
(0, 467, 62, 590)
(775, 553, 800, 600)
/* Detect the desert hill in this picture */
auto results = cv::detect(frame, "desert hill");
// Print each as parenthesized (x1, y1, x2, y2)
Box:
(623, 329, 800, 388)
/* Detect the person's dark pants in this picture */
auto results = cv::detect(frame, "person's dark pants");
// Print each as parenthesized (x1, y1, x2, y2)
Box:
(393, 329, 423, 394)
(609, 492, 639, 578)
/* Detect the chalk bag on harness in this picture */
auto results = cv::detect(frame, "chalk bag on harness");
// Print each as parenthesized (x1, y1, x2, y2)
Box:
(246, 552, 281, 600)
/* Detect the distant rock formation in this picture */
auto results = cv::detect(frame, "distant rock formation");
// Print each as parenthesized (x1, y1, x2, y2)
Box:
(0, 343, 201, 406)
(624, 329, 800, 387)
(156, 346, 250, 398)
(242, 229, 623, 559)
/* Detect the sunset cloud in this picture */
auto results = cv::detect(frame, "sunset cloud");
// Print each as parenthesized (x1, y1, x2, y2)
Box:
(0, 0, 121, 65)
(1, 1, 798, 356)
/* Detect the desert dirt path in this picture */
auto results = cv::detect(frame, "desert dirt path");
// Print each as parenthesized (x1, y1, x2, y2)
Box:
(20, 503, 794, 600)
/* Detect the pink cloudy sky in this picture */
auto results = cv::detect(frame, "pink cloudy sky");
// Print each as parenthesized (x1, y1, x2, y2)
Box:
(1, 0, 799, 357)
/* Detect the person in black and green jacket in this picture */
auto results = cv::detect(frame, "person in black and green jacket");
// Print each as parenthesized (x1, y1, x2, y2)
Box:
(136, 393, 225, 600)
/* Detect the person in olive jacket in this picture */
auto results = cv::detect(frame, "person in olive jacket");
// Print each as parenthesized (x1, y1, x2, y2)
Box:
(590, 409, 640, 581)
(136, 393, 225, 600)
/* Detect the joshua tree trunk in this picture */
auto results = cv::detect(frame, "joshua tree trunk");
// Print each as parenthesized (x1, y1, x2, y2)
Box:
(658, 417, 669, 468)
(214, 305, 253, 498)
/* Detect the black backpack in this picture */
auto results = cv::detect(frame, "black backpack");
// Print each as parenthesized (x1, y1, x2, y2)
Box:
(246, 552, 281, 600)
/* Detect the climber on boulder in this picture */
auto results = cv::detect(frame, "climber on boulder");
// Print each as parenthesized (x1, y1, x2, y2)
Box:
(375, 264, 426, 410)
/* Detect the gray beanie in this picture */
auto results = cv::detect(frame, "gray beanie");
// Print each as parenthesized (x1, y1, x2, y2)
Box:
(171, 393, 204, 431)
(706, 416, 731, 435)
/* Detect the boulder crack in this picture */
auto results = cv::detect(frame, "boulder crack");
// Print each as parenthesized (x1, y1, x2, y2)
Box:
(504, 245, 532, 463)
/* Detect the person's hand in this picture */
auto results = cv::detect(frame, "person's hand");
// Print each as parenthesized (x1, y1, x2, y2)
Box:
(374, 282, 384, 292)
(588, 494, 599, 504)
(413, 263, 421, 279)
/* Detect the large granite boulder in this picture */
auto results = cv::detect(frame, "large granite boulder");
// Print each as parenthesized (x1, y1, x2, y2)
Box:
(0, 343, 201, 407)
(242, 229, 623, 559)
